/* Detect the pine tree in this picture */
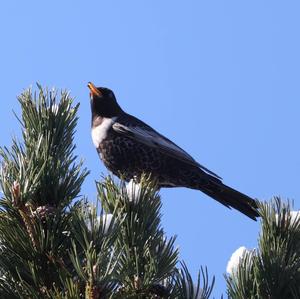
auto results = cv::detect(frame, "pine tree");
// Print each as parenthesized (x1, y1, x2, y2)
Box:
(226, 198, 300, 299)
(0, 85, 215, 299)
(3, 85, 299, 299)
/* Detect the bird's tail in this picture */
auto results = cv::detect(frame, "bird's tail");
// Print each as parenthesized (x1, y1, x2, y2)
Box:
(199, 177, 259, 220)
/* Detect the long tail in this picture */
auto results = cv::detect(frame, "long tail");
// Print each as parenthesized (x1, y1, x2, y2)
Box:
(199, 177, 259, 220)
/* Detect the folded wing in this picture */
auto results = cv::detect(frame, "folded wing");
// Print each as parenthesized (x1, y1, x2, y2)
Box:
(112, 114, 222, 180)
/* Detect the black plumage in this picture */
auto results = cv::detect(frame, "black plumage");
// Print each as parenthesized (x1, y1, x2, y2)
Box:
(88, 82, 259, 220)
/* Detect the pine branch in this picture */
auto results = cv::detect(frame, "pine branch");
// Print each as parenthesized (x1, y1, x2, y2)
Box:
(0, 85, 88, 297)
(171, 262, 215, 299)
(0, 85, 214, 298)
(1, 84, 88, 209)
(96, 176, 212, 299)
(68, 200, 119, 298)
(226, 197, 300, 299)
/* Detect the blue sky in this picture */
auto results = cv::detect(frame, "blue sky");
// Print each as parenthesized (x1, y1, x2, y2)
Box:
(1, 1, 300, 297)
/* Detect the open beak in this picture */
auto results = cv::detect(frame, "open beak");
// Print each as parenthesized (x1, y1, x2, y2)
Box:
(88, 82, 102, 97)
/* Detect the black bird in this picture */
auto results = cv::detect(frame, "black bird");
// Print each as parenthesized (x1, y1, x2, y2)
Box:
(88, 82, 259, 220)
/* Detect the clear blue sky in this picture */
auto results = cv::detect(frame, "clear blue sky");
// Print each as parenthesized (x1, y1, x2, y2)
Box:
(1, 1, 300, 297)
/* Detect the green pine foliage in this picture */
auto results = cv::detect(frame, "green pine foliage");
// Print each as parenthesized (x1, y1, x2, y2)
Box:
(0, 86, 88, 298)
(226, 198, 300, 299)
(3, 85, 299, 299)
(0, 85, 214, 299)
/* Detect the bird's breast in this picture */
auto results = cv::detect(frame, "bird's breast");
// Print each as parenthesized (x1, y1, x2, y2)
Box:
(91, 117, 117, 148)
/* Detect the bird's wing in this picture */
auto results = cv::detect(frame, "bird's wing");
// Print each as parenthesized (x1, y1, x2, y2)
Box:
(112, 114, 222, 179)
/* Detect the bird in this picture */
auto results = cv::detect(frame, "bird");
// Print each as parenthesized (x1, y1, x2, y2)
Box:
(88, 82, 259, 220)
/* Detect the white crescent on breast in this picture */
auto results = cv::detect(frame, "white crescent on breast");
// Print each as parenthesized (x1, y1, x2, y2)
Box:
(91, 117, 118, 148)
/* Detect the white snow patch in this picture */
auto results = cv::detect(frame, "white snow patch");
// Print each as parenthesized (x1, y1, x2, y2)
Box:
(290, 211, 300, 223)
(101, 213, 113, 233)
(51, 104, 59, 115)
(126, 179, 142, 202)
(95, 214, 114, 233)
(275, 210, 300, 225)
(226, 246, 252, 275)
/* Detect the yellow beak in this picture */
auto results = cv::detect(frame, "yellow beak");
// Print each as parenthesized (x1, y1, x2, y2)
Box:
(87, 82, 102, 97)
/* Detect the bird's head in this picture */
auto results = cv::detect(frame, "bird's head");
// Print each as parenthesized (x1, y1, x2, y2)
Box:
(88, 82, 123, 118)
